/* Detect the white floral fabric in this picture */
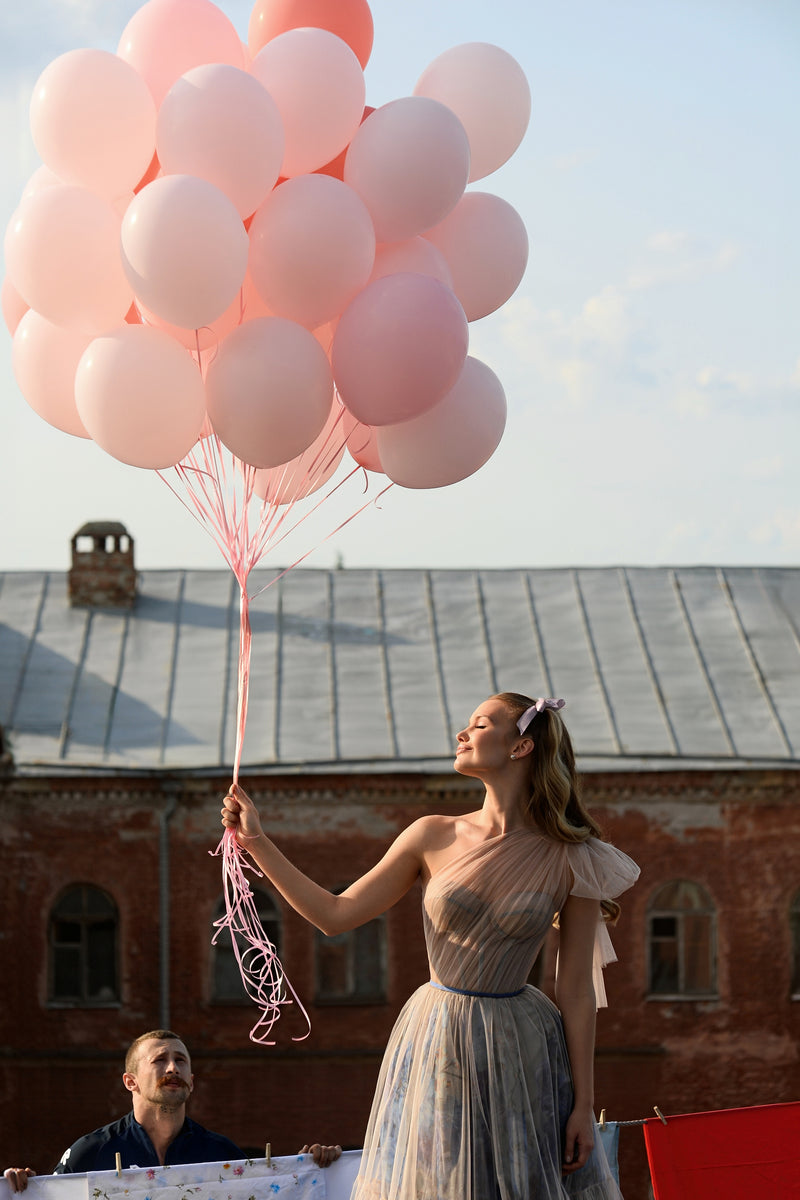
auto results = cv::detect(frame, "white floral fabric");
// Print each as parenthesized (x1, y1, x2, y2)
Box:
(86, 1158, 326, 1200)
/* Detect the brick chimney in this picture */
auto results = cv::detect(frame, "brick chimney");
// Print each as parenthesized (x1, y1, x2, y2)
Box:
(68, 521, 137, 609)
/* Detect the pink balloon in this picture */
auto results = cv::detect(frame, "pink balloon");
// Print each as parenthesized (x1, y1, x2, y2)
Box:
(12, 310, 92, 437)
(414, 43, 531, 183)
(205, 317, 333, 467)
(158, 65, 284, 218)
(30, 49, 156, 199)
(369, 236, 453, 288)
(136, 296, 239, 352)
(424, 192, 528, 321)
(250, 28, 366, 177)
(249, 174, 375, 328)
(21, 166, 63, 201)
(118, 0, 246, 106)
(342, 411, 382, 472)
(331, 272, 468, 426)
(121, 175, 249, 329)
(248, 0, 374, 70)
(136, 271, 269, 351)
(135, 150, 161, 192)
(315, 104, 374, 180)
(74, 324, 206, 468)
(4, 185, 133, 333)
(254, 399, 346, 503)
(377, 356, 506, 488)
(2, 276, 29, 335)
(344, 96, 470, 241)
(313, 319, 337, 354)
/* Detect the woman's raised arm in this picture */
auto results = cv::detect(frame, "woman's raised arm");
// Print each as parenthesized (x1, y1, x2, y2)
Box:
(222, 783, 426, 935)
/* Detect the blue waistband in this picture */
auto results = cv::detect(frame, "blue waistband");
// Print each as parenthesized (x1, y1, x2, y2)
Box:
(429, 981, 526, 999)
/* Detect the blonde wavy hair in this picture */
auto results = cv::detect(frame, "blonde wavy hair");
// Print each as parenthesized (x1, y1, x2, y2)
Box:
(495, 692, 620, 922)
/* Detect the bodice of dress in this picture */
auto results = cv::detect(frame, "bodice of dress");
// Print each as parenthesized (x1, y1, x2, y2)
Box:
(422, 829, 639, 997)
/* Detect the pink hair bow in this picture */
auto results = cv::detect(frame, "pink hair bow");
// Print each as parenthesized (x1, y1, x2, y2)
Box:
(516, 697, 566, 733)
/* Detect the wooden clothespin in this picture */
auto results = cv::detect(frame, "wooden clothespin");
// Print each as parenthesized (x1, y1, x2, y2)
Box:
(598, 1108, 607, 1129)
(653, 1105, 668, 1125)
(265, 1143, 272, 1169)
(115, 1153, 122, 1178)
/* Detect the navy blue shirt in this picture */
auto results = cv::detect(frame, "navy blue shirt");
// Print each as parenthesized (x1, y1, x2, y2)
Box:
(53, 1112, 243, 1174)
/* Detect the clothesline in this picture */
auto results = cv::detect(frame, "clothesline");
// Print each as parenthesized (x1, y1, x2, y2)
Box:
(111, 1145, 278, 1179)
(598, 1105, 669, 1127)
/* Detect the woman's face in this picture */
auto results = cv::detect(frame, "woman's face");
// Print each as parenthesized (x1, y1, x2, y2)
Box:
(454, 696, 517, 776)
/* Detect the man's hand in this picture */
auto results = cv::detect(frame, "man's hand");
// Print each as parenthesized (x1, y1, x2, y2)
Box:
(3, 1169, 35, 1194)
(299, 1144, 342, 1168)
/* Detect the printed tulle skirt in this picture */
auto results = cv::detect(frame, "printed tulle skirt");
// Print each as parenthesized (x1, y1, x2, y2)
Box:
(352, 983, 623, 1200)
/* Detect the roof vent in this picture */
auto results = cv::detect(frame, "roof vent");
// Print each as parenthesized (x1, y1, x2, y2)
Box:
(69, 521, 137, 610)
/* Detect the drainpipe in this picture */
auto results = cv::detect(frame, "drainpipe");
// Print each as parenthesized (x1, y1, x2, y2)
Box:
(159, 786, 179, 1028)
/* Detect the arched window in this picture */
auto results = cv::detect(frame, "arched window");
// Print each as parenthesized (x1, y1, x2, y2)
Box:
(212, 889, 282, 1003)
(315, 886, 387, 1005)
(647, 880, 717, 998)
(791, 892, 800, 999)
(49, 885, 119, 1005)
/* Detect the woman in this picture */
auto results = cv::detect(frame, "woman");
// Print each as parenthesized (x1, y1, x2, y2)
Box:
(221, 692, 639, 1199)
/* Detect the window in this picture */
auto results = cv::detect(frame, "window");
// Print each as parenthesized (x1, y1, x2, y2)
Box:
(647, 880, 717, 998)
(315, 887, 387, 1004)
(212, 889, 282, 1002)
(791, 892, 800, 999)
(49, 885, 119, 1005)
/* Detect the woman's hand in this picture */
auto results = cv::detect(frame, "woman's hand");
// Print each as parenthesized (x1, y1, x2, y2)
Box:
(562, 1106, 595, 1174)
(221, 783, 264, 844)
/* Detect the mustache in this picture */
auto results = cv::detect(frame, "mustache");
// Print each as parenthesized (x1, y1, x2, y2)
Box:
(157, 1075, 189, 1089)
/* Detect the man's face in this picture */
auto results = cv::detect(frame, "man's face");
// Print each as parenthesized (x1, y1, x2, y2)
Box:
(124, 1038, 194, 1110)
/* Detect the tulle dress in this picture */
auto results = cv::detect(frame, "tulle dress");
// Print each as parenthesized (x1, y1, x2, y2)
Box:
(352, 828, 640, 1200)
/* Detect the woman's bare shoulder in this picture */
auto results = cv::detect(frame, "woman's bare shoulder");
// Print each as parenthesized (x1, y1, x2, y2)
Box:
(403, 812, 461, 843)
(401, 812, 485, 857)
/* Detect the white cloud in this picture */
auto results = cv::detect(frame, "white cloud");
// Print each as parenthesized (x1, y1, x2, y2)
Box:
(553, 148, 599, 172)
(671, 383, 714, 418)
(627, 230, 740, 290)
(579, 285, 630, 349)
(662, 518, 703, 551)
(743, 455, 784, 481)
(689, 362, 800, 411)
(482, 226, 795, 424)
(647, 231, 691, 253)
(481, 285, 640, 410)
(750, 509, 800, 554)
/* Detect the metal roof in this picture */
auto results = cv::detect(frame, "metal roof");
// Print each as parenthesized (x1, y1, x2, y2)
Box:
(1, 565, 798, 776)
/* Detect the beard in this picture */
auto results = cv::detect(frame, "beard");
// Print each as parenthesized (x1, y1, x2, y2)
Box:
(152, 1077, 190, 1108)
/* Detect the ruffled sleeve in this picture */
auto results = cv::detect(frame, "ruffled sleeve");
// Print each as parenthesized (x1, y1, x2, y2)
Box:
(565, 839, 640, 1009)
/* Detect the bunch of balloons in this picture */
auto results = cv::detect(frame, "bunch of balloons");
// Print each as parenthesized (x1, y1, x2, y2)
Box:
(3, 0, 531, 1043)
(3, 0, 530, 493)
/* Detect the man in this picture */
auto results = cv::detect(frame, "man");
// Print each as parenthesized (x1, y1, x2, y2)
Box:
(4, 1030, 340, 1192)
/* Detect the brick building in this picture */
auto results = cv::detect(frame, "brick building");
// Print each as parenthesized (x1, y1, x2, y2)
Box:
(1, 531, 798, 1197)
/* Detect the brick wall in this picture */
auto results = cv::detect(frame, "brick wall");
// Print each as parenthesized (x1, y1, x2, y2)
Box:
(1, 768, 799, 1198)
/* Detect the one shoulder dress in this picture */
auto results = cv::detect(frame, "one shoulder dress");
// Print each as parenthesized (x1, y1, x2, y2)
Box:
(352, 828, 640, 1200)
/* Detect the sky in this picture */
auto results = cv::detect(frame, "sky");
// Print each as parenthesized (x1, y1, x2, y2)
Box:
(0, 0, 798, 575)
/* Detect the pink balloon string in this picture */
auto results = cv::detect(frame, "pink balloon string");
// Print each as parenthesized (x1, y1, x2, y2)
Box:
(156, 347, 392, 1043)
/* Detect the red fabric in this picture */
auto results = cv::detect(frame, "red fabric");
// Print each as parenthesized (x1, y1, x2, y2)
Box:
(643, 1102, 800, 1199)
